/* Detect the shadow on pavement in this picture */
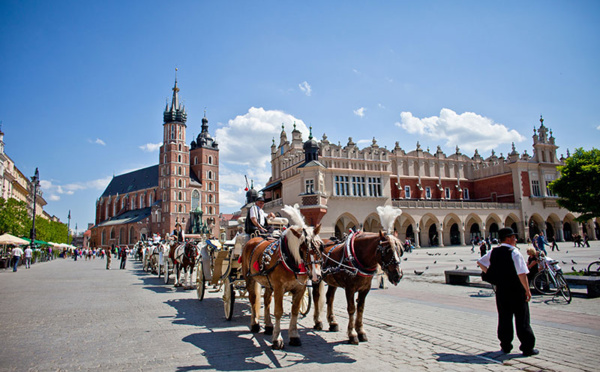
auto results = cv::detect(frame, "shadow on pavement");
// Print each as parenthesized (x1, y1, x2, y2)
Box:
(435, 351, 502, 364)
(166, 298, 355, 370)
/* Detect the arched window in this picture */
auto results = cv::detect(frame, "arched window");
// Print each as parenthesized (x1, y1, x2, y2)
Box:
(209, 206, 212, 215)
(178, 143, 182, 151)
(162, 192, 166, 202)
(131, 197, 136, 210)
(208, 183, 212, 191)
(110, 228, 115, 240)
(192, 190, 200, 211)
(179, 130, 182, 140)
(178, 166, 182, 175)
(208, 156, 212, 165)
(178, 192, 182, 201)
(163, 154, 166, 164)
(129, 226, 135, 244)
(178, 155, 181, 163)
(178, 179, 182, 188)
(178, 204, 182, 213)
(194, 157, 198, 165)
(149, 193, 153, 206)
(101, 230, 106, 245)
(119, 228, 125, 244)
(208, 170, 212, 180)
(140, 195, 144, 209)
(171, 125, 175, 140)
(209, 194, 213, 203)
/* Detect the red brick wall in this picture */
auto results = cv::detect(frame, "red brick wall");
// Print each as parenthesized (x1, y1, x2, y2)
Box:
(521, 171, 530, 197)
(399, 178, 420, 198)
(473, 174, 515, 203)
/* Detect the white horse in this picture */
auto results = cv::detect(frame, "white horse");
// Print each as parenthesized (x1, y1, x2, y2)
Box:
(171, 241, 200, 288)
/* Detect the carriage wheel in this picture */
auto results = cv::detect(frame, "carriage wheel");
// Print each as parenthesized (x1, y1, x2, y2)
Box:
(223, 277, 235, 321)
(197, 261, 206, 301)
(163, 263, 170, 284)
(157, 263, 162, 278)
(587, 261, 600, 276)
(300, 287, 312, 317)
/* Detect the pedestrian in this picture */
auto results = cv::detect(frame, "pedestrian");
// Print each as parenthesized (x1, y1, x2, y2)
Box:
(119, 246, 128, 269)
(24, 245, 33, 269)
(550, 237, 559, 252)
(477, 227, 538, 357)
(106, 246, 113, 270)
(536, 233, 549, 255)
(583, 233, 590, 248)
(525, 248, 539, 286)
(11, 246, 24, 272)
(479, 240, 487, 257)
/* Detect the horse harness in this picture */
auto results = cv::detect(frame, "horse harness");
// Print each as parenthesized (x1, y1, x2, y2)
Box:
(322, 231, 400, 278)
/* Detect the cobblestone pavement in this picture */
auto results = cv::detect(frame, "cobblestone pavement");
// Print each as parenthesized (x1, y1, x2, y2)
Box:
(0, 242, 598, 371)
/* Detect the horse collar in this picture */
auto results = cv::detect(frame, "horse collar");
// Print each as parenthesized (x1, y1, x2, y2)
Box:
(344, 232, 378, 277)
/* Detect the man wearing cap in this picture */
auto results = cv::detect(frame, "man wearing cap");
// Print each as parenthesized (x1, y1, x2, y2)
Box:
(477, 227, 538, 357)
(246, 197, 275, 235)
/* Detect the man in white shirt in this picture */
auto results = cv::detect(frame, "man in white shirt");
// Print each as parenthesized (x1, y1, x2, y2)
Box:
(24, 246, 33, 269)
(246, 197, 275, 235)
(11, 246, 24, 272)
(477, 228, 537, 357)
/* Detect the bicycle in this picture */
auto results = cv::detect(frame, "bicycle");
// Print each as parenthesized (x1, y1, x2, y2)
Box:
(533, 257, 572, 303)
(587, 261, 600, 276)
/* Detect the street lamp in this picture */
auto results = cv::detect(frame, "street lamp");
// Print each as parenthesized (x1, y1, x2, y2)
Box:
(30, 168, 40, 247)
(67, 210, 71, 244)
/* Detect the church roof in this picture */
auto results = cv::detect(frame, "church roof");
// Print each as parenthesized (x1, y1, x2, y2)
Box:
(101, 165, 159, 198)
(96, 207, 152, 227)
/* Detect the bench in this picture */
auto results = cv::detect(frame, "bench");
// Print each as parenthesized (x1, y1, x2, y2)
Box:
(564, 276, 600, 298)
(445, 269, 483, 285)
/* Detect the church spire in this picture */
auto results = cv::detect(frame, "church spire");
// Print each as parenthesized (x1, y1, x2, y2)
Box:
(163, 68, 187, 124)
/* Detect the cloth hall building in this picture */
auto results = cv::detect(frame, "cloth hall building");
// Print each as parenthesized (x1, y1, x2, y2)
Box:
(260, 118, 599, 247)
(91, 79, 219, 248)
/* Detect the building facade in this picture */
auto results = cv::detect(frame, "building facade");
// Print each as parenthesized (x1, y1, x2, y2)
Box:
(91, 78, 220, 249)
(261, 117, 599, 247)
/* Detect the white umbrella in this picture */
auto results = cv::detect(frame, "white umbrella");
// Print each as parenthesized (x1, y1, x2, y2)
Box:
(0, 233, 29, 245)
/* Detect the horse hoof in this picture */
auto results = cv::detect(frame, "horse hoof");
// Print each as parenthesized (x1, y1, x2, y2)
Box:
(250, 324, 261, 333)
(264, 326, 273, 335)
(289, 337, 302, 347)
(329, 324, 339, 332)
(272, 340, 284, 350)
(314, 322, 323, 331)
(358, 333, 368, 342)
(348, 336, 359, 345)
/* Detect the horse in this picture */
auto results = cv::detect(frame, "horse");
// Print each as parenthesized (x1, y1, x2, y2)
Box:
(169, 241, 199, 288)
(241, 205, 323, 350)
(312, 230, 404, 344)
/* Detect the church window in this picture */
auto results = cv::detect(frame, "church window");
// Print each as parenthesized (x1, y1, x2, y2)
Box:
(178, 155, 181, 163)
(112, 201, 116, 215)
(163, 154, 166, 164)
(178, 192, 182, 201)
(208, 156, 213, 165)
(208, 183, 212, 191)
(178, 179, 182, 188)
(194, 157, 198, 165)
(105, 203, 108, 219)
(209, 194, 213, 203)
(162, 192, 166, 202)
(178, 144, 181, 151)
(171, 125, 175, 140)
(149, 193, 153, 206)
(192, 190, 200, 211)
(131, 197, 136, 210)
(208, 170, 212, 180)
(178, 166, 182, 175)
(464, 188, 470, 200)
(178, 204, 182, 213)
(179, 130, 182, 140)
(425, 187, 432, 199)
(445, 187, 451, 199)
(110, 228, 115, 239)
(209, 206, 213, 215)
(404, 186, 411, 199)
(531, 180, 541, 197)
(101, 231, 106, 246)
(140, 195, 144, 209)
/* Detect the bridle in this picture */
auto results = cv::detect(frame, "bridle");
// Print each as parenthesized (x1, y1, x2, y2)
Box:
(377, 234, 402, 271)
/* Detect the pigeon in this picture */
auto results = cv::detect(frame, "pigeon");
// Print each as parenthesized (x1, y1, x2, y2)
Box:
(455, 265, 459, 270)
(403, 257, 408, 261)
(445, 253, 448, 256)
(566, 251, 569, 254)
(572, 266, 576, 272)
(453, 252, 456, 255)
(562, 261, 567, 264)
(572, 259, 578, 264)
(459, 259, 464, 262)
(425, 266, 429, 270)
(433, 261, 437, 264)
(414, 270, 424, 275)
(463, 266, 467, 270)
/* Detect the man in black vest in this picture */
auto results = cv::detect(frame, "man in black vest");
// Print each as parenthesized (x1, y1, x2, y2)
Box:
(477, 227, 538, 356)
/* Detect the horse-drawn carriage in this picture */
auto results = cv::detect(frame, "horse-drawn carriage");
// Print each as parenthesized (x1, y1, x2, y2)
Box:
(195, 216, 312, 321)
(162, 234, 204, 286)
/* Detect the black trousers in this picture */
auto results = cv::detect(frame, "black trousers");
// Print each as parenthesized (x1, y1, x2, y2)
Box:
(495, 292, 535, 352)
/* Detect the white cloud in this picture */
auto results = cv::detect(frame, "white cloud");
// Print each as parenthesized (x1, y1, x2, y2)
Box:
(378, 103, 385, 109)
(139, 143, 161, 152)
(299, 81, 312, 96)
(40, 176, 112, 200)
(352, 68, 359, 74)
(95, 138, 106, 146)
(353, 107, 366, 118)
(395, 108, 525, 152)
(356, 139, 371, 146)
(597, 125, 600, 130)
(215, 107, 308, 211)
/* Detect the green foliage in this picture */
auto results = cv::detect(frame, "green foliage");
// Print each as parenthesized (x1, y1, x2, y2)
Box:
(549, 148, 600, 221)
(0, 197, 69, 243)
(0, 197, 30, 236)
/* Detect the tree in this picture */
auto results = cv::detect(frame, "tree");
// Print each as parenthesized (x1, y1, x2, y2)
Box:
(0, 197, 30, 236)
(549, 148, 600, 221)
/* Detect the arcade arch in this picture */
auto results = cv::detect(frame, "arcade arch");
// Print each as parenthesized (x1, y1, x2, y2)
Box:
(334, 213, 359, 239)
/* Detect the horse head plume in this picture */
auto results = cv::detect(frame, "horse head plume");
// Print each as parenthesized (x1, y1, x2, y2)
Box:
(281, 204, 306, 228)
(376, 205, 402, 234)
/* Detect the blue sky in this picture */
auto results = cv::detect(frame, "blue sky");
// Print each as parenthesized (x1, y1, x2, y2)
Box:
(1, 0, 599, 233)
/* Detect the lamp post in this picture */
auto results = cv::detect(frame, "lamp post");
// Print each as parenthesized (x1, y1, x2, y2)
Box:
(67, 210, 71, 245)
(30, 168, 40, 248)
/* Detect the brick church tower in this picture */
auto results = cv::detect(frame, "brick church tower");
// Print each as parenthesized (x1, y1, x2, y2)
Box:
(190, 112, 220, 237)
(159, 76, 190, 235)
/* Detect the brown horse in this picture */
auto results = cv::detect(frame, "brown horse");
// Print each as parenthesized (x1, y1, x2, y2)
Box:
(242, 224, 322, 350)
(312, 231, 403, 344)
(169, 241, 198, 288)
